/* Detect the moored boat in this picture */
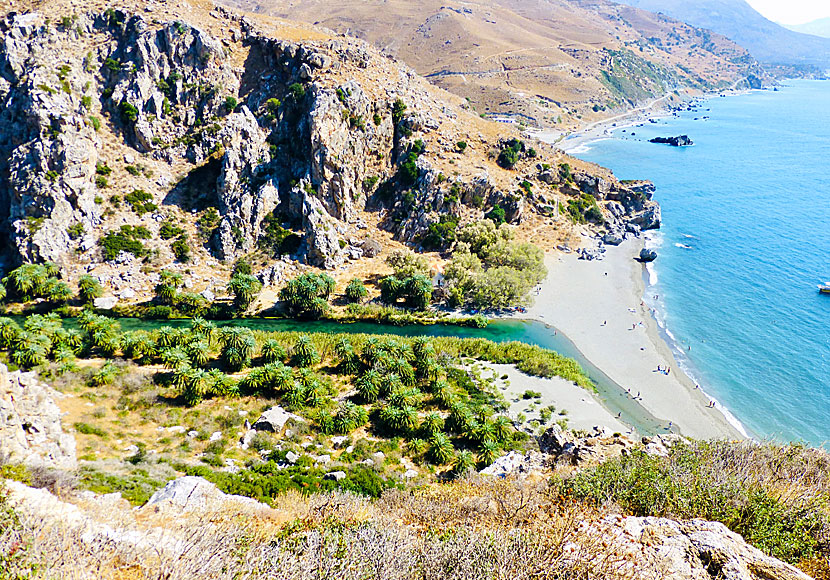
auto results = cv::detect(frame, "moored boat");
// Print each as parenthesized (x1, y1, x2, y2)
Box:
(819, 283, 830, 294)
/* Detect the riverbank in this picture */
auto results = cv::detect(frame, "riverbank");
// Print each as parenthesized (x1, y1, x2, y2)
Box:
(513, 239, 744, 440)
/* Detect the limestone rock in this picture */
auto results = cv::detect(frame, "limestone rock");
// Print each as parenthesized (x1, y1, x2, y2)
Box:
(480, 451, 546, 477)
(0, 364, 76, 470)
(604, 515, 810, 580)
(143, 476, 267, 513)
(252, 406, 305, 433)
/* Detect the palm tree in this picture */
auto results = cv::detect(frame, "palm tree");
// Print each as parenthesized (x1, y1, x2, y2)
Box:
(265, 363, 293, 397)
(155, 326, 177, 349)
(0, 318, 19, 349)
(473, 419, 496, 444)
(186, 339, 211, 367)
(11, 333, 48, 368)
(219, 327, 256, 371)
(420, 412, 445, 438)
(449, 402, 475, 435)
(161, 347, 190, 370)
(317, 409, 335, 434)
(344, 278, 368, 303)
(452, 450, 476, 477)
(407, 438, 428, 457)
(260, 339, 286, 364)
(241, 366, 269, 394)
(379, 373, 403, 398)
(333, 401, 367, 433)
(361, 337, 382, 367)
(388, 387, 422, 409)
(182, 368, 210, 406)
(170, 364, 193, 391)
(412, 337, 435, 360)
(430, 380, 455, 408)
(155, 270, 183, 305)
(291, 335, 320, 368)
(90, 362, 118, 387)
(389, 357, 416, 386)
(478, 439, 501, 466)
(190, 317, 216, 343)
(492, 416, 513, 443)
(77, 275, 103, 304)
(227, 273, 262, 312)
(428, 432, 455, 465)
(283, 382, 306, 409)
(206, 369, 237, 397)
(355, 370, 381, 402)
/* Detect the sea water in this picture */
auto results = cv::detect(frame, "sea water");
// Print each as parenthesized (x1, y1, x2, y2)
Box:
(576, 80, 830, 444)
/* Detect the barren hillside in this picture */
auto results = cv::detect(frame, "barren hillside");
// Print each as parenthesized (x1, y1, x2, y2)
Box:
(221, 0, 768, 131)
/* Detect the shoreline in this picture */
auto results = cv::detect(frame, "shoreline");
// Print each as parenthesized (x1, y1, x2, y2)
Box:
(508, 238, 744, 440)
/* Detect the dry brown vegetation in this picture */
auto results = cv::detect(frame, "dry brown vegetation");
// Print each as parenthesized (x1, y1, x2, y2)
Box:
(0, 475, 664, 579)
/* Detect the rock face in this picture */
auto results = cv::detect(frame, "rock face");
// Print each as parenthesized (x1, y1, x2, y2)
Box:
(0, 363, 76, 469)
(649, 135, 694, 146)
(603, 515, 811, 580)
(639, 247, 658, 262)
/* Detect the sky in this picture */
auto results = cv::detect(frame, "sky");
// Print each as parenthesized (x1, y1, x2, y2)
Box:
(745, 0, 830, 25)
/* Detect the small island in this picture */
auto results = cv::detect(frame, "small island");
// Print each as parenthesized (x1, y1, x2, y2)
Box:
(649, 135, 694, 147)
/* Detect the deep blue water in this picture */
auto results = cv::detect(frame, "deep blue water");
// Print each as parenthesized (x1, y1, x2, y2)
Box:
(576, 80, 830, 444)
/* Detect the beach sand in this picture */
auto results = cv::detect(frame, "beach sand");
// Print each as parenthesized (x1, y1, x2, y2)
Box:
(471, 361, 629, 434)
(518, 240, 743, 440)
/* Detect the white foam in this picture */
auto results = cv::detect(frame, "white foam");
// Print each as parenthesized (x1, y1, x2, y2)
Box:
(674, 243, 692, 249)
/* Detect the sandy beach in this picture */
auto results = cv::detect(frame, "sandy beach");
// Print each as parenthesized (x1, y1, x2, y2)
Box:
(516, 240, 743, 440)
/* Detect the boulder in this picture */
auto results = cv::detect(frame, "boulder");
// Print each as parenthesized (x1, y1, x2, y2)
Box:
(638, 248, 658, 262)
(324, 471, 347, 481)
(602, 515, 811, 580)
(93, 296, 119, 310)
(480, 451, 546, 477)
(143, 476, 267, 513)
(251, 406, 305, 433)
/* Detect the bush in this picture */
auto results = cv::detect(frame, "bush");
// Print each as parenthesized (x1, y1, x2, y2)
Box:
(379, 274, 432, 310)
(386, 250, 429, 279)
(258, 211, 302, 257)
(224, 96, 238, 111)
(119, 101, 139, 123)
(422, 214, 459, 250)
(484, 205, 506, 226)
(496, 139, 525, 170)
(66, 222, 85, 240)
(456, 141, 467, 153)
(124, 189, 157, 215)
(288, 82, 305, 101)
(556, 442, 829, 565)
(171, 237, 190, 262)
(99, 225, 151, 261)
(159, 222, 185, 240)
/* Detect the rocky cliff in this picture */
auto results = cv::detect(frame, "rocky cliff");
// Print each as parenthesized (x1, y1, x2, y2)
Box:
(0, 363, 76, 470)
(0, 1, 658, 299)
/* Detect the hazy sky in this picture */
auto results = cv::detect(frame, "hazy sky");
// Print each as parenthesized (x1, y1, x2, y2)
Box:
(746, 0, 830, 25)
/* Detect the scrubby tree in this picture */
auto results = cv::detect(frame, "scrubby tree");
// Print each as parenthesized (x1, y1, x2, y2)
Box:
(386, 250, 429, 278)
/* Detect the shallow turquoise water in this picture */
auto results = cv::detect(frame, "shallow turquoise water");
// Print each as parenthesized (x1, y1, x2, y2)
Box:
(576, 80, 830, 444)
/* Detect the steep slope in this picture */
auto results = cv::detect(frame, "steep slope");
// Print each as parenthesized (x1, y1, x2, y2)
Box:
(616, 0, 830, 68)
(221, 0, 766, 130)
(0, 0, 657, 303)
(786, 17, 830, 39)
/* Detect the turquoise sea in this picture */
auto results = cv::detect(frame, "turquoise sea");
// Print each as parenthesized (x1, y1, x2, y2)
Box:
(575, 80, 830, 444)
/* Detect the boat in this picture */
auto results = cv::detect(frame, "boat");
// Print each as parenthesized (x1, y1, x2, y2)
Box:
(819, 283, 830, 294)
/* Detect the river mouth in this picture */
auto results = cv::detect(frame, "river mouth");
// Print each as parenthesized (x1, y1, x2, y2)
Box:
(81, 316, 669, 436)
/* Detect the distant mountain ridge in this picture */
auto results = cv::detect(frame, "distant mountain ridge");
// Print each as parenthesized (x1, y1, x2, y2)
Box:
(786, 17, 830, 39)
(614, 0, 830, 68)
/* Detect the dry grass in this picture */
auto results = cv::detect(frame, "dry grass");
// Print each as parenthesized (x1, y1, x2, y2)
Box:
(0, 476, 661, 579)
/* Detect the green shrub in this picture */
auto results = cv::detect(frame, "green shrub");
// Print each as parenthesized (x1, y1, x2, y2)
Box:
(197, 207, 220, 237)
(224, 96, 238, 111)
(74, 422, 107, 437)
(457, 141, 467, 153)
(556, 443, 828, 565)
(89, 116, 101, 131)
(99, 225, 151, 260)
(66, 222, 85, 240)
(119, 101, 139, 123)
(496, 139, 524, 170)
(258, 211, 302, 257)
(171, 237, 190, 262)
(159, 222, 185, 240)
(104, 57, 121, 73)
(484, 205, 506, 226)
(124, 189, 157, 215)
(422, 214, 459, 250)
(288, 82, 305, 101)
(95, 175, 108, 188)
